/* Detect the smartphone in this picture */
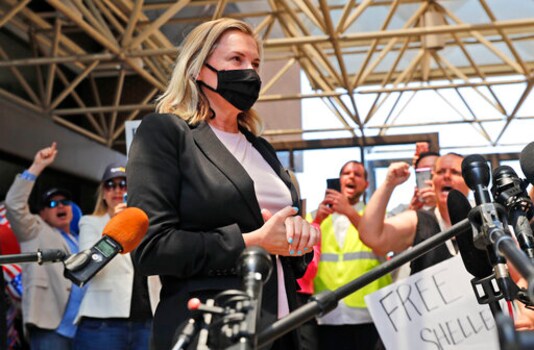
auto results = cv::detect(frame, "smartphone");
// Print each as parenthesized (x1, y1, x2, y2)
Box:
(326, 178, 341, 192)
(415, 168, 432, 189)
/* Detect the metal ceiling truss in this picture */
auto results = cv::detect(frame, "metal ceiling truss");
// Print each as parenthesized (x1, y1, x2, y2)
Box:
(0, 0, 533, 151)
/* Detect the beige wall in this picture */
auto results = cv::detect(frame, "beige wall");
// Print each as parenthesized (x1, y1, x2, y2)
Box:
(255, 60, 302, 143)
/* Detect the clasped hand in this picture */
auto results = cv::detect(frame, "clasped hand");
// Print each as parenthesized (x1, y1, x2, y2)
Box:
(248, 206, 320, 256)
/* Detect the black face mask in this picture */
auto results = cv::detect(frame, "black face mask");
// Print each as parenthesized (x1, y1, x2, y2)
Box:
(198, 63, 262, 111)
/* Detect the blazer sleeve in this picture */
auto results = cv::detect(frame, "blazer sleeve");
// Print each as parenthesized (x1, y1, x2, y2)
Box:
(5, 175, 43, 243)
(128, 114, 246, 278)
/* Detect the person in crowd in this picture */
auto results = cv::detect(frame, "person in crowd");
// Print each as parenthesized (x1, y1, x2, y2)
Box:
(0, 202, 27, 350)
(127, 18, 319, 350)
(409, 150, 440, 211)
(386, 145, 440, 281)
(358, 153, 470, 274)
(73, 163, 160, 350)
(4, 142, 83, 350)
(310, 160, 392, 350)
(387, 142, 439, 217)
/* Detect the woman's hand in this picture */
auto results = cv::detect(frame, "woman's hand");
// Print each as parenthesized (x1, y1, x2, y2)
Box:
(244, 206, 320, 256)
(112, 203, 127, 217)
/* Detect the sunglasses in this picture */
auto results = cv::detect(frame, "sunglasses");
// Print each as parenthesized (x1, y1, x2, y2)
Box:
(103, 179, 127, 191)
(46, 199, 72, 208)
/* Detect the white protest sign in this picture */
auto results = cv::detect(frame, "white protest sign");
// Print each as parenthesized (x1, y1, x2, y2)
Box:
(365, 255, 499, 350)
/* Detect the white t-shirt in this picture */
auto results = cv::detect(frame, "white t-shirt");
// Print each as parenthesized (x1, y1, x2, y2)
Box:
(211, 126, 293, 318)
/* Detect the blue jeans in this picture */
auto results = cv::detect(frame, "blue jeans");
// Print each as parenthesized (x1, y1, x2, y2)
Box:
(73, 318, 151, 350)
(29, 327, 73, 350)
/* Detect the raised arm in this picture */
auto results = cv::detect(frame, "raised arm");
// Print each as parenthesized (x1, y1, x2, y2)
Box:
(358, 162, 419, 256)
(5, 142, 58, 242)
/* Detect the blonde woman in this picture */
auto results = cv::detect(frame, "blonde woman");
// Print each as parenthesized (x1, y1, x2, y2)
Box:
(128, 18, 319, 350)
(74, 163, 160, 350)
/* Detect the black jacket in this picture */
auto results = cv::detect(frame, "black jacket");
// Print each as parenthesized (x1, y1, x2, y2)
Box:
(128, 113, 309, 350)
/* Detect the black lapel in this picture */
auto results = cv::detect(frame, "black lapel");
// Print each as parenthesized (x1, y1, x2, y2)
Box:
(192, 122, 263, 225)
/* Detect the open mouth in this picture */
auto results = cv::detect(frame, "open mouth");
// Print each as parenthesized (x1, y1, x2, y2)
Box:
(441, 185, 453, 192)
(57, 212, 67, 219)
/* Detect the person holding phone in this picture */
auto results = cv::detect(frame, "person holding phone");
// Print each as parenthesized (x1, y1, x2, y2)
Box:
(358, 153, 470, 274)
(410, 151, 440, 211)
(74, 162, 161, 350)
(310, 160, 391, 350)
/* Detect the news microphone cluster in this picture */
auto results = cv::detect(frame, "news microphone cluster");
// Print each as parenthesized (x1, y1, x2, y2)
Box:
(171, 246, 273, 350)
(459, 150, 534, 304)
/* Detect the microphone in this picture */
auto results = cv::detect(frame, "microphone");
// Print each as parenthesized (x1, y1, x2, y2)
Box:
(520, 141, 534, 186)
(235, 246, 273, 348)
(447, 190, 511, 313)
(447, 190, 493, 278)
(492, 165, 534, 261)
(496, 313, 534, 350)
(461, 155, 517, 301)
(0, 249, 66, 265)
(237, 246, 273, 300)
(461, 154, 492, 205)
(63, 207, 148, 287)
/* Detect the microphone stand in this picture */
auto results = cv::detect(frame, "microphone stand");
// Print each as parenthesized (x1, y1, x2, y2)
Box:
(0, 249, 66, 265)
(257, 218, 472, 347)
(468, 203, 534, 301)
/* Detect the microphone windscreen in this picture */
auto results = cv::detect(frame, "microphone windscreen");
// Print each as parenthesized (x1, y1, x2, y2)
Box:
(520, 142, 534, 185)
(462, 154, 491, 189)
(447, 190, 493, 278)
(102, 207, 148, 253)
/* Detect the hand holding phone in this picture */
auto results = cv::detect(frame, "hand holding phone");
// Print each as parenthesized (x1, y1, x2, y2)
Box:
(325, 178, 341, 208)
(415, 168, 432, 189)
(326, 178, 341, 192)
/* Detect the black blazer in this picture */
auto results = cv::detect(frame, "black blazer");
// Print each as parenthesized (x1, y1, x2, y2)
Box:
(128, 113, 309, 350)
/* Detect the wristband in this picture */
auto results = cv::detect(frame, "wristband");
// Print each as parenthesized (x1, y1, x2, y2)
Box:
(21, 170, 37, 182)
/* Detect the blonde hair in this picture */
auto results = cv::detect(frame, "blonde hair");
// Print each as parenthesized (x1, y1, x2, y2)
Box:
(92, 184, 108, 216)
(156, 18, 264, 135)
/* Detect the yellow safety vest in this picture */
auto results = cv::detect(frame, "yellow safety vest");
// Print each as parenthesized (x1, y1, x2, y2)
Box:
(312, 214, 392, 308)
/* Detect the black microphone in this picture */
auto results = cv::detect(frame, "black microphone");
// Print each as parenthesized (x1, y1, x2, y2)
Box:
(235, 246, 273, 348)
(492, 165, 534, 261)
(461, 155, 517, 301)
(462, 154, 492, 205)
(497, 313, 534, 350)
(447, 190, 510, 314)
(64, 207, 148, 287)
(237, 246, 273, 300)
(0, 249, 66, 265)
(447, 190, 493, 278)
(520, 141, 534, 186)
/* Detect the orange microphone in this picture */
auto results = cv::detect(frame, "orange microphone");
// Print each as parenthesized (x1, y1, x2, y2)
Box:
(64, 207, 149, 286)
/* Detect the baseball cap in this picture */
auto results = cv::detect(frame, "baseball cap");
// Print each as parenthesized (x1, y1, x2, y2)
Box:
(101, 162, 126, 182)
(41, 188, 72, 209)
